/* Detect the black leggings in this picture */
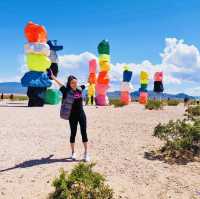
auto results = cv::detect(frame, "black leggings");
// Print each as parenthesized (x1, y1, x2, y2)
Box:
(69, 111, 88, 143)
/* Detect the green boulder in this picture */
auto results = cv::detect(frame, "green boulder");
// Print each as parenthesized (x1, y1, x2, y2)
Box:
(98, 40, 110, 55)
(44, 89, 61, 105)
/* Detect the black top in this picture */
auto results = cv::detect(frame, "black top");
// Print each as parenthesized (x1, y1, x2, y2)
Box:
(60, 86, 84, 113)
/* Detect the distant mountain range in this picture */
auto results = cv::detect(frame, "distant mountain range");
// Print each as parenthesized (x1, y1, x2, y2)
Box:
(107, 91, 198, 100)
(0, 82, 199, 100)
(0, 82, 27, 94)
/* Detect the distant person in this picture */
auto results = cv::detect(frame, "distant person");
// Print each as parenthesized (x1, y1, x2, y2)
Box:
(85, 94, 88, 105)
(10, 94, 14, 101)
(184, 97, 189, 107)
(1, 93, 3, 100)
(197, 100, 199, 105)
(82, 88, 87, 105)
(51, 73, 90, 162)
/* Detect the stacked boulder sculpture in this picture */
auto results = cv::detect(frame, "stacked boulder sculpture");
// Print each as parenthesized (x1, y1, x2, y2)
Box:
(22, 21, 51, 107)
(153, 72, 164, 99)
(87, 59, 97, 105)
(139, 71, 149, 104)
(95, 40, 110, 106)
(21, 22, 63, 107)
(120, 66, 133, 105)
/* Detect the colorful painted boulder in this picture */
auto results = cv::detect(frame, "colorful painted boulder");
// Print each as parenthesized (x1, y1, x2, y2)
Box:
(24, 21, 47, 43)
(44, 89, 61, 105)
(139, 84, 148, 92)
(120, 91, 131, 105)
(99, 54, 110, 63)
(140, 71, 149, 81)
(97, 71, 110, 85)
(95, 95, 109, 106)
(24, 43, 50, 56)
(96, 84, 109, 95)
(120, 82, 133, 92)
(153, 81, 164, 93)
(139, 92, 148, 104)
(97, 40, 110, 55)
(89, 59, 97, 73)
(88, 73, 96, 84)
(123, 70, 133, 82)
(154, 72, 163, 82)
(99, 61, 110, 72)
(26, 53, 51, 72)
(21, 71, 52, 88)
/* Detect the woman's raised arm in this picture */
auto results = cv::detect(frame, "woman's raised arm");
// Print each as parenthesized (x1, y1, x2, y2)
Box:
(51, 72, 64, 87)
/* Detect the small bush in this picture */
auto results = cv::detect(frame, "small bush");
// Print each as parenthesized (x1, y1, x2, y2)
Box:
(152, 119, 200, 163)
(13, 95, 28, 101)
(185, 105, 200, 120)
(145, 100, 163, 110)
(148, 105, 200, 164)
(190, 100, 198, 105)
(110, 99, 126, 108)
(167, 100, 180, 106)
(154, 120, 200, 150)
(49, 163, 114, 199)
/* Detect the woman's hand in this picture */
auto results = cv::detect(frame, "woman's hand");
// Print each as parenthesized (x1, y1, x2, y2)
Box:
(80, 85, 86, 90)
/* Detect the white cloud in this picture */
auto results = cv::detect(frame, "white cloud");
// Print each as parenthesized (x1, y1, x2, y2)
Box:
(59, 52, 96, 69)
(161, 38, 200, 68)
(160, 38, 200, 85)
(185, 86, 200, 97)
(0, 76, 20, 83)
(57, 52, 97, 85)
(19, 64, 28, 74)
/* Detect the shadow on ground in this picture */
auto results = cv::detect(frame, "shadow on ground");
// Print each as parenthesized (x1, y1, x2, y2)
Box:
(0, 154, 81, 173)
(144, 150, 200, 165)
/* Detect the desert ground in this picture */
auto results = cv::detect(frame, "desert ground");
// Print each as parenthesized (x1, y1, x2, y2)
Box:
(0, 101, 200, 199)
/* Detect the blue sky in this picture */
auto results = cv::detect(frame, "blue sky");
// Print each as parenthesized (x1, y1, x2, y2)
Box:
(0, 0, 200, 95)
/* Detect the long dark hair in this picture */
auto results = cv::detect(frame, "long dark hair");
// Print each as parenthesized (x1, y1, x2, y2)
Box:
(66, 75, 77, 90)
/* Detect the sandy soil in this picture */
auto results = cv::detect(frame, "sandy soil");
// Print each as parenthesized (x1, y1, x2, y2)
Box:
(0, 101, 200, 199)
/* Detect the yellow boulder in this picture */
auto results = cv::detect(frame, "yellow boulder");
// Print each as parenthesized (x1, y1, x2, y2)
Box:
(26, 53, 51, 72)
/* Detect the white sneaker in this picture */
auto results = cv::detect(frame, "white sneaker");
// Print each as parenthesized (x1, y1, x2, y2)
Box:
(70, 152, 76, 160)
(83, 153, 90, 162)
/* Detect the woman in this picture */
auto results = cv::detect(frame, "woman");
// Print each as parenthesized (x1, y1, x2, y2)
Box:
(51, 73, 90, 162)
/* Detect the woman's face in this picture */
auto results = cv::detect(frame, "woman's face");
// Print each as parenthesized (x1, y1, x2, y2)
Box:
(70, 79, 78, 90)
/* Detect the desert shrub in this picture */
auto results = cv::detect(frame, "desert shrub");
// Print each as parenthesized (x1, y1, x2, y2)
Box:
(49, 163, 114, 199)
(1, 95, 28, 101)
(185, 105, 200, 120)
(145, 100, 163, 110)
(154, 119, 200, 151)
(110, 99, 126, 108)
(151, 119, 200, 163)
(149, 105, 200, 164)
(167, 100, 180, 106)
(13, 95, 28, 101)
(189, 100, 198, 105)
